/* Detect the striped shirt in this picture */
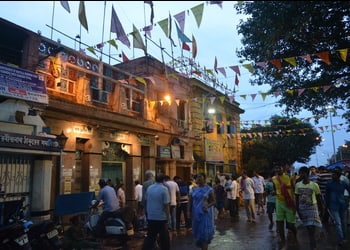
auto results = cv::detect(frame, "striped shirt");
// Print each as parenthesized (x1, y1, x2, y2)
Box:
(317, 172, 332, 196)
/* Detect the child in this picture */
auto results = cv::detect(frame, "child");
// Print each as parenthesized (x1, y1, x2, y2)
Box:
(265, 171, 276, 231)
(214, 179, 225, 219)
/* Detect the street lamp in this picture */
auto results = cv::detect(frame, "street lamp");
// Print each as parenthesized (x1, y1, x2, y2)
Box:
(202, 95, 215, 176)
(56, 130, 68, 195)
(326, 105, 336, 163)
(340, 144, 348, 161)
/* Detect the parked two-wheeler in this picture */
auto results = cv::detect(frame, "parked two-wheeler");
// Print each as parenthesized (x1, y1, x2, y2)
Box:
(85, 201, 137, 249)
(28, 219, 62, 250)
(0, 200, 32, 250)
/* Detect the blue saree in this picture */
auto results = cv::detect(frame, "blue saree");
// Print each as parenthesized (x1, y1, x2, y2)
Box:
(191, 185, 215, 247)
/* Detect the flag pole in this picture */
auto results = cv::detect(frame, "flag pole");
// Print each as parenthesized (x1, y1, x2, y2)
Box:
(143, 2, 148, 53)
(50, 1, 55, 39)
(79, 25, 82, 50)
(108, 32, 111, 64)
(100, 1, 107, 61)
(159, 39, 167, 78)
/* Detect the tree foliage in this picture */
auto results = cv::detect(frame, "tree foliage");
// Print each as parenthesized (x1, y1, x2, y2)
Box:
(241, 115, 321, 174)
(235, 1, 350, 129)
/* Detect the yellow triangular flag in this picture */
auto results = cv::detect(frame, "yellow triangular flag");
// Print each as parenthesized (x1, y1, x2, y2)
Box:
(242, 63, 254, 73)
(135, 77, 147, 85)
(283, 57, 297, 67)
(86, 46, 97, 56)
(337, 48, 348, 62)
(107, 39, 118, 50)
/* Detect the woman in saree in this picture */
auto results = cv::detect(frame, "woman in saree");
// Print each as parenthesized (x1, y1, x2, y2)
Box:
(188, 173, 216, 250)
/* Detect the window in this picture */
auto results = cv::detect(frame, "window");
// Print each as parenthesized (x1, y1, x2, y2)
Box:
(217, 113, 224, 134)
(227, 117, 236, 134)
(43, 65, 77, 94)
(205, 119, 214, 133)
(123, 85, 144, 113)
(177, 101, 187, 129)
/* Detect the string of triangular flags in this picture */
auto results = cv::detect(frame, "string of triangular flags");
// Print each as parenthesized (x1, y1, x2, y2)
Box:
(213, 120, 347, 140)
(211, 48, 349, 88)
(238, 121, 347, 139)
(59, 2, 349, 101)
(149, 80, 340, 109)
(59, 1, 218, 60)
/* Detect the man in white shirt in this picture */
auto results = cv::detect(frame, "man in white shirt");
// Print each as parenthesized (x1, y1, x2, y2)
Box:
(241, 170, 256, 222)
(134, 180, 143, 210)
(231, 175, 240, 219)
(252, 171, 265, 215)
(164, 175, 180, 232)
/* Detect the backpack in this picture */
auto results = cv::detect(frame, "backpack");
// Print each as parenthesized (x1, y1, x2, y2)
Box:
(178, 183, 189, 196)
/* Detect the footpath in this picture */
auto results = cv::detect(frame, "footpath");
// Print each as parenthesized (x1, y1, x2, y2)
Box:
(127, 208, 350, 250)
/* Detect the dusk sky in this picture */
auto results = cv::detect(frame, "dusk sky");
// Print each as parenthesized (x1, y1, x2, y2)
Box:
(0, 1, 348, 168)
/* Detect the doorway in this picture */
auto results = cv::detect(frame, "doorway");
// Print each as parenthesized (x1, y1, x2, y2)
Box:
(101, 161, 125, 187)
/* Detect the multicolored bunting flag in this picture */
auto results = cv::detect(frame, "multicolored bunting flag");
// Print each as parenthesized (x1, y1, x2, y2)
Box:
(131, 24, 147, 55)
(60, 1, 70, 13)
(111, 5, 130, 48)
(78, 1, 88, 32)
(182, 42, 190, 51)
(192, 35, 197, 59)
(122, 51, 129, 62)
(175, 22, 191, 43)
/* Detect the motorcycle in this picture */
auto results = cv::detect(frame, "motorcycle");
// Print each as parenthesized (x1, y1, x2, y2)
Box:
(27, 219, 62, 250)
(85, 201, 137, 249)
(0, 200, 32, 250)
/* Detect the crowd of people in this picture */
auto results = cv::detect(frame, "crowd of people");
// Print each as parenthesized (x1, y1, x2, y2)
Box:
(139, 165, 350, 250)
(65, 164, 349, 250)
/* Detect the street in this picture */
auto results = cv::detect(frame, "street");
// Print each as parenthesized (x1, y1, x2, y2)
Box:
(127, 208, 350, 250)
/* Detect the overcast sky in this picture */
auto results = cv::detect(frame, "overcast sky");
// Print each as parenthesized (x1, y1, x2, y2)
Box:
(0, 1, 348, 168)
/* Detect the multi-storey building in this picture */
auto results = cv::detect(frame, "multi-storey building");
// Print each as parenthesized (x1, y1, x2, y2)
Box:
(0, 17, 243, 223)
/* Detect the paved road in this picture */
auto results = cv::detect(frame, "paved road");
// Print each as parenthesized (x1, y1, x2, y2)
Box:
(127, 208, 350, 250)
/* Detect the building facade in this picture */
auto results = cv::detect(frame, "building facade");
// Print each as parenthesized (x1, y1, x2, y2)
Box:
(0, 17, 243, 223)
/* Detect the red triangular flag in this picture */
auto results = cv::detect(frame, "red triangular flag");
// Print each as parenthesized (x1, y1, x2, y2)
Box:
(182, 42, 190, 51)
(235, 73, 239, 86)
(122, 51, 129, 62)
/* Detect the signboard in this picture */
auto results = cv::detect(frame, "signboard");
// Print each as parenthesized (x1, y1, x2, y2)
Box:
(171, 145, 181, 159)
(0, 63, 48, 104)
(0, 131, 60, 151)
(157, 146, 171, 158)
(205, 139, 224, 161)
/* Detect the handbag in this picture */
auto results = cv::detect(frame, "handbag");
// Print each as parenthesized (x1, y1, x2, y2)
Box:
(276, 175, 295, 209)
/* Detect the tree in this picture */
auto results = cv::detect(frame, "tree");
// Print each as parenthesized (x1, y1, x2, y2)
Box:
(234, 2, 350, 129)
(241, 115, 321, 174)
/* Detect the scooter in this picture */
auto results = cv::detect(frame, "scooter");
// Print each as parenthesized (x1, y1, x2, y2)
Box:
(0, 201, 32, 250)
(85, 201, 137, 249)
(27, 219, 62, 250)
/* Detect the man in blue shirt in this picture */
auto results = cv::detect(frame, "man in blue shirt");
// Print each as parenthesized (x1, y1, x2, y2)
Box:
(325, 168, 350, 246)
(142, 173, 170, 250)
(92, 179, 119, 236)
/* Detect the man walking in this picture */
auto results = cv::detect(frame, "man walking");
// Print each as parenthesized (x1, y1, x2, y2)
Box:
(142, 173, 170, 250)
(174, 176, 191, 232)
(272, 162, 297, 249)
(241, 170, 256, 223)
(253, 170, 265, 215)
(164, 175, 180, 233)
(142, 170, 155, 211)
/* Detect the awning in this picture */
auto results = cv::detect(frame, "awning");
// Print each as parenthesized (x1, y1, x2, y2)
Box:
(326, 160, 350, 170)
